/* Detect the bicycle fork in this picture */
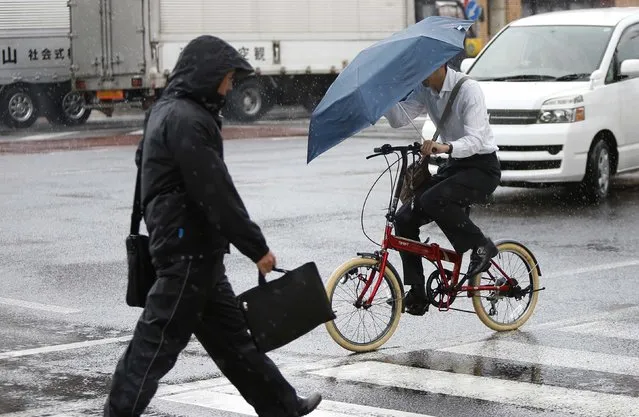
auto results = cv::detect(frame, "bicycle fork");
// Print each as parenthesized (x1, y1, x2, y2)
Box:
(354, 251, 390, 309)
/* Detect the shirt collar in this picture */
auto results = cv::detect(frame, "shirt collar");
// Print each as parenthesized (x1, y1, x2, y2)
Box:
(427, 66, 456, 98)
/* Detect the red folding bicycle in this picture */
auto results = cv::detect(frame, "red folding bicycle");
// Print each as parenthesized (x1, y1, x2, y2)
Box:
(324, 143, 545, 353)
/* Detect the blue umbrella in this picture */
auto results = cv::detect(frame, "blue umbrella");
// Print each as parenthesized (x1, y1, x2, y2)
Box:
(306, 16, 474, 163)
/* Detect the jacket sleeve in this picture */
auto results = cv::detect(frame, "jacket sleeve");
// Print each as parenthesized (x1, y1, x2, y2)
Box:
(171, 117, 269, 263)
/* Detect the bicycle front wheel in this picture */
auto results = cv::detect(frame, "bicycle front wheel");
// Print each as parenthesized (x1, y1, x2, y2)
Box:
(325, 257, 403, 353)
(471, 241, 540, 331)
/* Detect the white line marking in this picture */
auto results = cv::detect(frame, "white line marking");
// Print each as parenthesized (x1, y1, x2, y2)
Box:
(558, 320, 639, 341)
(439, 340, 639, 377)
(530, 305, 639, 331)
(310, 361, 639, 417)
(0, 336, 131, 360)
(161, 388, 436, 417)
(544, 259, 639, 279)
(268, 136, 306, 141)
(0, 297, 80, 314)
(154, 357, 348, 397)
(19, 132, 75, 141)
(127, 129, 144, 135)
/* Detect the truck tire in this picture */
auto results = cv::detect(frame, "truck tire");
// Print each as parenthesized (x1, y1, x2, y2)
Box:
(1, 85, 39, 129)
(226, 78, 271, 122)
(47, 91, 92, 126)
(579, 139, 611, 202)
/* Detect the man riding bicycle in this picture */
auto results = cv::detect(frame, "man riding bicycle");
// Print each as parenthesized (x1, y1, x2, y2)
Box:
(383, 63, 501, 316)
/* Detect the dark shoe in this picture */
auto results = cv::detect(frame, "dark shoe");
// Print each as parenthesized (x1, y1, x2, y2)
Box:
(297, 393, 322, 416)
(467, 239, 499, 278)
(403, 288, 429, 316)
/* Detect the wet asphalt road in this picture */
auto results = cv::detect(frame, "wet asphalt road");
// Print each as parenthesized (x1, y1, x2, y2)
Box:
(1, 132, 639, 417)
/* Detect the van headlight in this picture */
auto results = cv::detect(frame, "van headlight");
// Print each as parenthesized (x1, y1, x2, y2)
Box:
(538, 95, 585, 123)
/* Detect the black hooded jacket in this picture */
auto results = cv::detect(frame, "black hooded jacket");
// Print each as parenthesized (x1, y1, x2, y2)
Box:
(137, 35, 269, 263)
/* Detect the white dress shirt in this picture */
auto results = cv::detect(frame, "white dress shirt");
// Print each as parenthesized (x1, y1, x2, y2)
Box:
(384, 67, 498, 159)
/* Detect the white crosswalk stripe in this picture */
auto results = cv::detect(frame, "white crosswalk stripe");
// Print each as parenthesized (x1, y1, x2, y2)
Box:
(310, 361, 639, 417)
(438, 340, 639, 377)
(162, 388, 437, 417)
(154, 307, 639, 417)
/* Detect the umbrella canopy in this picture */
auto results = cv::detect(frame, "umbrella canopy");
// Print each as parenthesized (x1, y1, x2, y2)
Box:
(307, 16, 474, 163)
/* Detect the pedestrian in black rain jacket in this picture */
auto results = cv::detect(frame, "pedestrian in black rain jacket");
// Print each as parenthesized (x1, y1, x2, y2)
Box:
(103, 35, 322, 417)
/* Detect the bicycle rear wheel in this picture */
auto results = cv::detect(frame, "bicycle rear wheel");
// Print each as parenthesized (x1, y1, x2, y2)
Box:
(471, 241, 540, 331)
(325, 257, 403, 353)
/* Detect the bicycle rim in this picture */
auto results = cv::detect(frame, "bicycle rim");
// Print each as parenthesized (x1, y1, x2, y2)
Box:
(325, 258, 403, 352)
(472, 242, 540, 331)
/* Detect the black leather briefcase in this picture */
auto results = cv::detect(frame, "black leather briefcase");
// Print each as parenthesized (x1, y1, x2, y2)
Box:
(237, 262, 336, 353)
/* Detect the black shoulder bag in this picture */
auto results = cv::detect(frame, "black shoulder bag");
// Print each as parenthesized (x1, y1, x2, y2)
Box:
(399, 75, 469, 204)
(125, 140, 157, 308)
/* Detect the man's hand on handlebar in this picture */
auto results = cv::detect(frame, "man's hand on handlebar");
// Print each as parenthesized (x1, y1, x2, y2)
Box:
(421, 140, 451, 156)
(368, 143, 422, 159)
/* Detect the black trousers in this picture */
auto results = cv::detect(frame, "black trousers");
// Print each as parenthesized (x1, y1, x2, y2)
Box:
(395, 152, 501, 286)
(104, 255, 299, 417)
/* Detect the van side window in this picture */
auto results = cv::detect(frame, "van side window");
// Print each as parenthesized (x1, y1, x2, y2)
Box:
(607, 23, 639, 83)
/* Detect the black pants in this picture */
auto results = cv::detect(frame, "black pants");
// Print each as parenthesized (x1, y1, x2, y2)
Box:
(104, 255, 299, 417)
(395, 152, 500, 286)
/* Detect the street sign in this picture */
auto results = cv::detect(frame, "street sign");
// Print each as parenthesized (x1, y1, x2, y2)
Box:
(464, 0, 482, 21)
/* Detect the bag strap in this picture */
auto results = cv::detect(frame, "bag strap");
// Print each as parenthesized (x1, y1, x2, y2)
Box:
(257, 267, 288, 286)
(129, 143, 144, 235)
(129, 107, 155, 236)
(431, 75, 469, 141)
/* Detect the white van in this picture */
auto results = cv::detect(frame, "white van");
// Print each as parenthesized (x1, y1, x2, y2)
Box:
(422, 7, 639, 201)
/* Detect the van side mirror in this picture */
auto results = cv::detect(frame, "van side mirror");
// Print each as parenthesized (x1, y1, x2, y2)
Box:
(620, 59, 639, 78)
(460, 58, 475, 74)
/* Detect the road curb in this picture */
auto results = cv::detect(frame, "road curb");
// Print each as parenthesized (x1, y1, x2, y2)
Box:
(0, 125, 309, 155)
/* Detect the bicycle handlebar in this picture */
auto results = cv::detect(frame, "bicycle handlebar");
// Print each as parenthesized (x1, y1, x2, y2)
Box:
(370, 143, 421, 156)
(364, 143, 446, 222)
(366, 143, 446, 165)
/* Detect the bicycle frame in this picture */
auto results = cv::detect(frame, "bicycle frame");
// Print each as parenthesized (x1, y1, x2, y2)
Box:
(356, 144, 515, 310)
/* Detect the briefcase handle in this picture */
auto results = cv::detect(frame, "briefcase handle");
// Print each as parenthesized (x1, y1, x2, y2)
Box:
(258, 267, 289, 286)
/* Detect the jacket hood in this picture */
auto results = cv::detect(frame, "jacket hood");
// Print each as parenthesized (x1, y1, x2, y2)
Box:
(163, 35, 254, 111)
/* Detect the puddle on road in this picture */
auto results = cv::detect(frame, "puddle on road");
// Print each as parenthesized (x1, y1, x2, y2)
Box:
(380, 349, 639, 398)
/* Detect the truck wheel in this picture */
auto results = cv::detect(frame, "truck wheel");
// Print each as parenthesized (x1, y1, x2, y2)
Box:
(48, 91, 92, 126)
(1, 85, 39, 129)
(579, 139, 611, 202)
(226, 78, 270, 122)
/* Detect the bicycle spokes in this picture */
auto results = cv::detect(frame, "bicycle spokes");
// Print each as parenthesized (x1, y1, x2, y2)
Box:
(475, 250, 534, 325)
(330, 264, 398, 347)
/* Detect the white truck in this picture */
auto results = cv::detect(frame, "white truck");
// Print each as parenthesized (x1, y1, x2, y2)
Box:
(68, 0, 481, 122)
(0, 0, 91, 129)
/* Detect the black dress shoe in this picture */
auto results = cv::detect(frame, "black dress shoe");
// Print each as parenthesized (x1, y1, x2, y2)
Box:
(467, 239, 499, 278)
(404, 289, 429, 316)
(297, 392, 322, 416)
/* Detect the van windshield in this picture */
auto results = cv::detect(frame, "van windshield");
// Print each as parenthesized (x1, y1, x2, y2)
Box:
(469, 25, 614, 81)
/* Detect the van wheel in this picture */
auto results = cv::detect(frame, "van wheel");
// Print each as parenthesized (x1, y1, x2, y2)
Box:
(1, 85, 39, 129)
(579, 139, 611, 202)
